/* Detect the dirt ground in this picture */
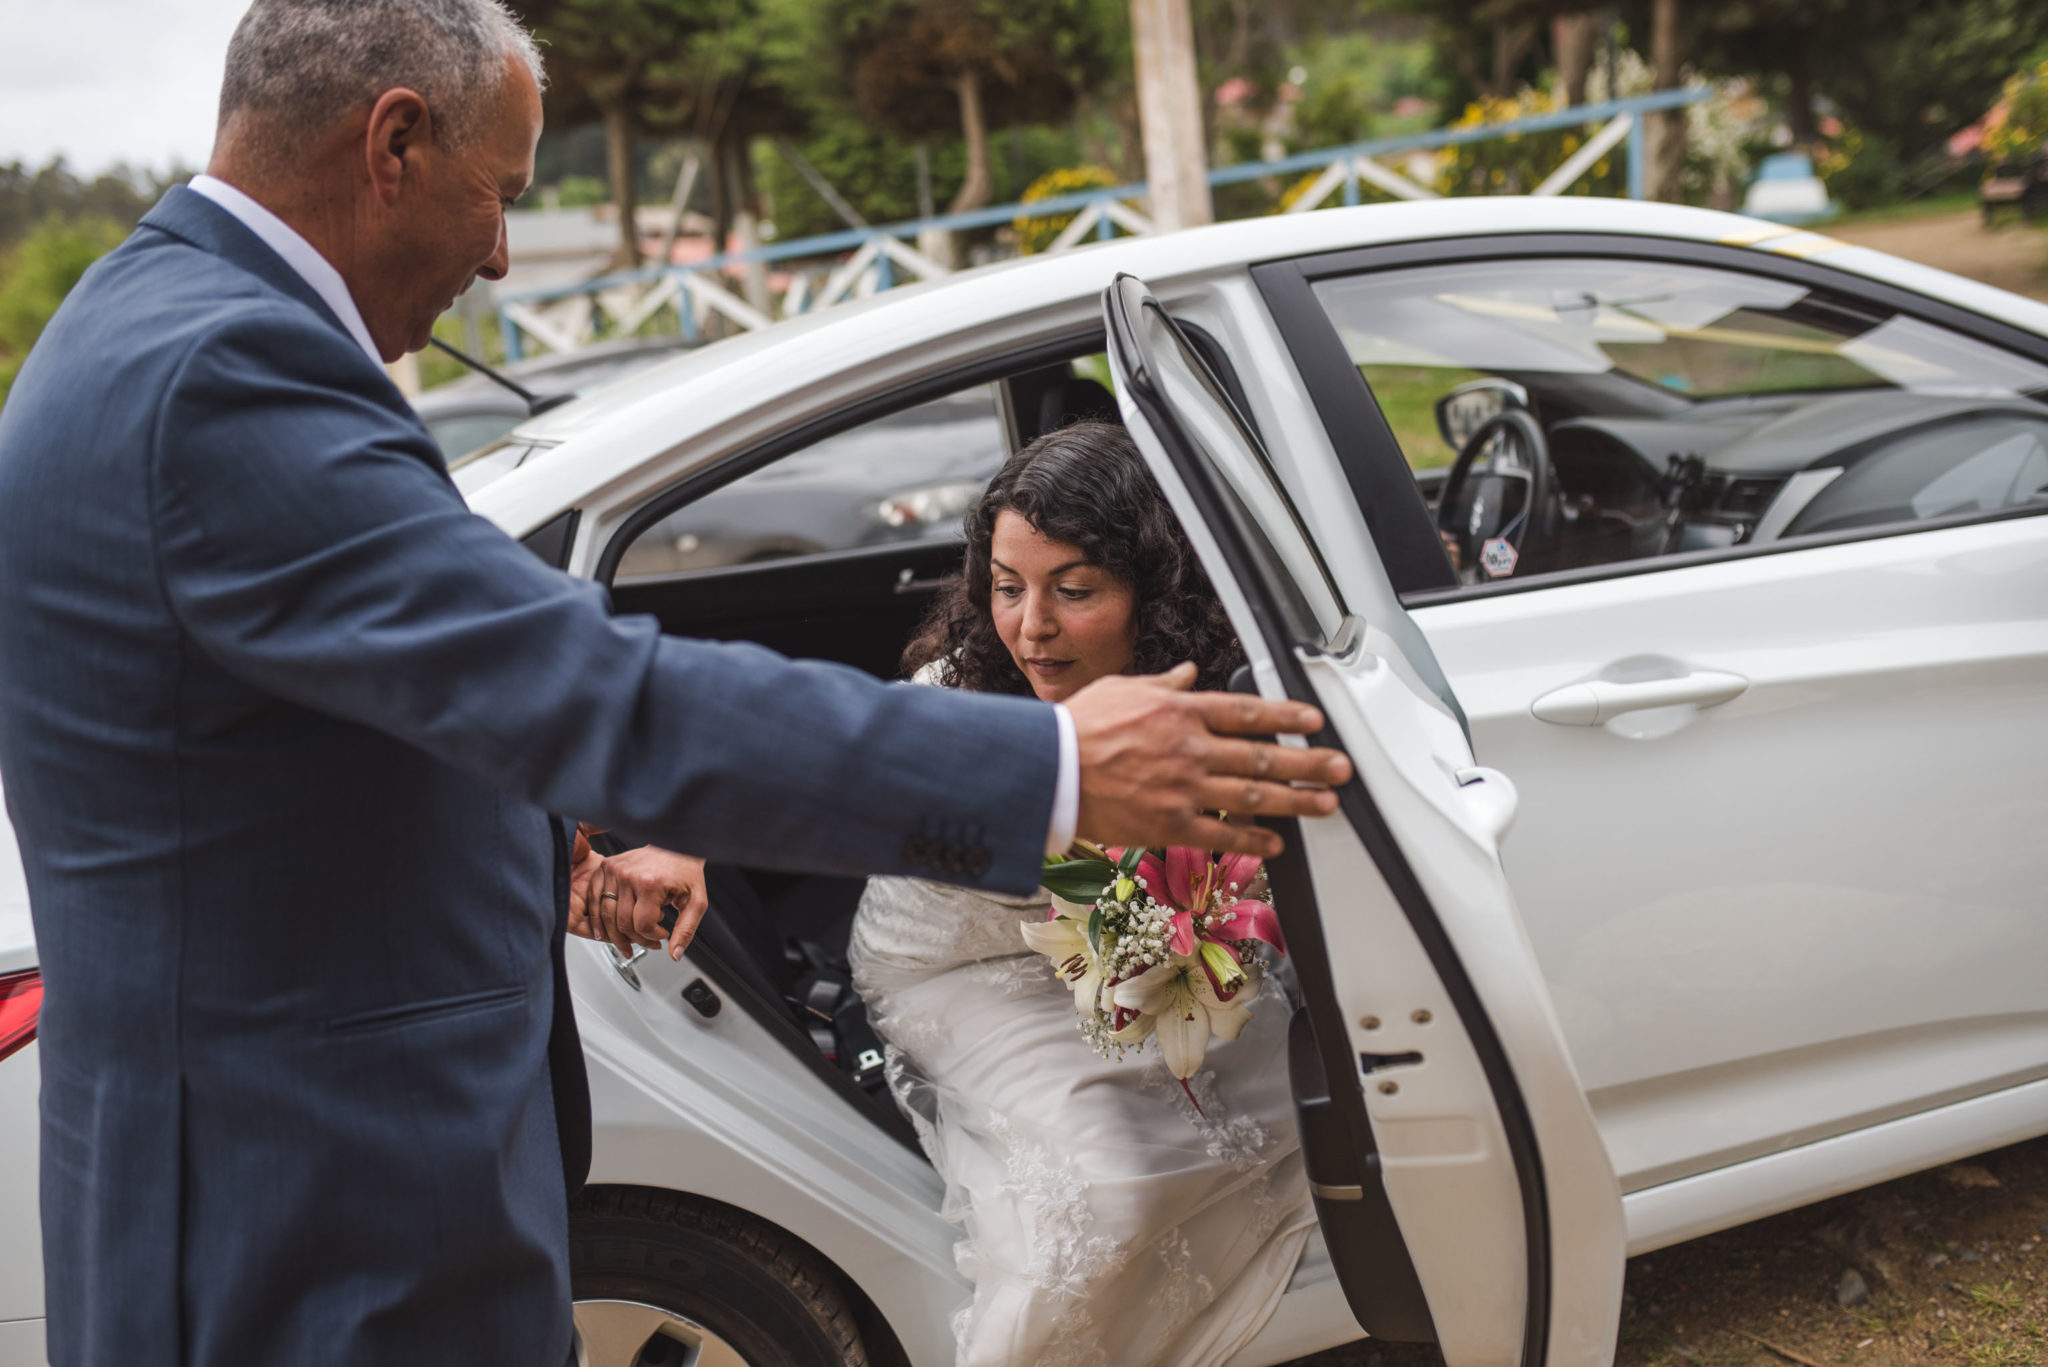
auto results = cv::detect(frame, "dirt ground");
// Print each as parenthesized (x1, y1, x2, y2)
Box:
(1286, 1135, 2048, 1367)
(1829, 207, 2048, 303)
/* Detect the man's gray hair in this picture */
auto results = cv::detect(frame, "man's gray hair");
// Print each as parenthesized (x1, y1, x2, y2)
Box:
(218, 0, 546, 156)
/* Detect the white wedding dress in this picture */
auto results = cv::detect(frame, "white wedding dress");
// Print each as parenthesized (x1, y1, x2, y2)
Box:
(849, 868, 1316, 1367)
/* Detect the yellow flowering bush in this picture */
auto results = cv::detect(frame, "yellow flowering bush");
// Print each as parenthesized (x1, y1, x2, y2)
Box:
(1434, 89, 1624, 197)
(1013, 165, 1121, 255)
(1983, 60, 2048, 170)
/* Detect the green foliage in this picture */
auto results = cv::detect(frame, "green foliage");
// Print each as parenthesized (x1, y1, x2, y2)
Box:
(1040, 858, 1115, 904)
(555, 174, 610, 207)
(1435, 90, 1623, 197)
(0, 159, 182, 254)
(1286, 30, 1443, 152)
(821, 0, 1117, 143)
(1985, 59, 2048, 169)
(0, 215, 128, 408)
(1814, 127, 1907, 210)
(754, 126, 964, 238)
(1693, 0, 2048, 153)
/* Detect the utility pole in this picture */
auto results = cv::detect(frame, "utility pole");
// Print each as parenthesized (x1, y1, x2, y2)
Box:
(1129, 0, 1212, 231)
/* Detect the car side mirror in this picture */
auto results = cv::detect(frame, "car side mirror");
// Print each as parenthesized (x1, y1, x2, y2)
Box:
(1434, 378, 1530, 454)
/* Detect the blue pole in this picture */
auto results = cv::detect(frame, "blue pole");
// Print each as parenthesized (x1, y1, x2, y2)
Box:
(1342, 157, 1361, 207)
(876, 252, 895, 290)
(1626, 113, 1646, 200)
(499, 307, 522, 362)
(1095, 197, 1114, 241)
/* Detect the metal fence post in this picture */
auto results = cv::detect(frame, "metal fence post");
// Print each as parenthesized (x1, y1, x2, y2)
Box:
(499, 306, 522, 362)
(1626, 112, 1646, 200)
(876, 250, 895, 290)
(1342, 156, 1360, 207)
(1096, 197, 1115, 241)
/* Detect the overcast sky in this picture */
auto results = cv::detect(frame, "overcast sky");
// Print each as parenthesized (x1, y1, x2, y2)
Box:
(0, 0, 252, 175)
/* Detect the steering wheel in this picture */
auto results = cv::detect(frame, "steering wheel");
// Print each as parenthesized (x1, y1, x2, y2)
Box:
(1435, 408, 1553, 583)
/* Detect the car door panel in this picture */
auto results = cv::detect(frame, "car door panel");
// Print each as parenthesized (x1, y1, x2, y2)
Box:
(1106, 275, 1624, 1367)
(607, 537, 963, 679)
(1410, 513, 2048, 1193)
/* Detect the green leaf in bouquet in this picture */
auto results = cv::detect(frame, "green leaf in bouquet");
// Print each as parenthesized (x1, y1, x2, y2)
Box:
(1116, 845, 1147, 876)
(1086, 904, 1105, 956)
(1040, 859, 1115, 904)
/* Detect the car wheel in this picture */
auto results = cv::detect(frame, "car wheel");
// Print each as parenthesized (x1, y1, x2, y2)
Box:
(571, 1188, 869, 1367)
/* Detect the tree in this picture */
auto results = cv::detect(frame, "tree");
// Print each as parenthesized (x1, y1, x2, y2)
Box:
(0, 215, 128, 408)
(1691, 0, 2048, 157)
(509, 0, 805, 268)
(818, 0, 1117, 260)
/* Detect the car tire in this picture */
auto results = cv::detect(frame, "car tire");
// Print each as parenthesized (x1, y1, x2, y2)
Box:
(570, 1187, 869, 1367)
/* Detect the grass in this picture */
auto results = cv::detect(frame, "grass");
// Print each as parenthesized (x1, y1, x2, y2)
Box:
(1357, 364, 1485, 471)
(1967, 1338, 2040, 1367)
(1972, 1283, 2027, 1317)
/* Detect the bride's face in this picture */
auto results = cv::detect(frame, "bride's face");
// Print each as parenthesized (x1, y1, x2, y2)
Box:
(989, 510, 1139, 703)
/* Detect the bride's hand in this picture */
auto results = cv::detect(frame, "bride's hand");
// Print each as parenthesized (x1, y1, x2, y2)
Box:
(570, 844, 710, 960)
(1065, 663, 1351, 857)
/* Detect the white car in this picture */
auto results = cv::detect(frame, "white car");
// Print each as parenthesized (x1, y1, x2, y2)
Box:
(5, 196, 2047, 1367)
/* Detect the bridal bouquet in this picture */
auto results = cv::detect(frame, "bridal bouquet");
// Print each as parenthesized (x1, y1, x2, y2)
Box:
(1023, 841, 1286, 1083)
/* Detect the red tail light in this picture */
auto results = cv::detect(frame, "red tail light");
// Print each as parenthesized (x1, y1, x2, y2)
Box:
(0, 970, 40, 1064)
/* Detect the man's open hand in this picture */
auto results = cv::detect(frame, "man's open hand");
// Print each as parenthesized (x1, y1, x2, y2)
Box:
(1066, 663, 1352, 857)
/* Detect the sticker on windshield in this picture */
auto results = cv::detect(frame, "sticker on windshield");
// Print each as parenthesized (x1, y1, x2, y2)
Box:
(1480, 537, 1519, 578)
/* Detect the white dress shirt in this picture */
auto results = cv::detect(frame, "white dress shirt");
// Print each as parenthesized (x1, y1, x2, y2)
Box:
(184, 173, 1084, 860)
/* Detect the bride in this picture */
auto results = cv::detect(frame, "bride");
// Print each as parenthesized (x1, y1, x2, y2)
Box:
(849, 421, 1314, 1367)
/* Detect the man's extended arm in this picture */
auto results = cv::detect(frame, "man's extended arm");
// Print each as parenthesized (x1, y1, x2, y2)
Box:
(153, 311, 1063, 891)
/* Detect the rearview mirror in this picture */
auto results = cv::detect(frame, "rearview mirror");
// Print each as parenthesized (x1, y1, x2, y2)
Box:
(1435, 378, 1530, 454)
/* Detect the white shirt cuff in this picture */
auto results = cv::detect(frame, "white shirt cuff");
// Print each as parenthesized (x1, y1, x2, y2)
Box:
(1045, 703, 1080, 855)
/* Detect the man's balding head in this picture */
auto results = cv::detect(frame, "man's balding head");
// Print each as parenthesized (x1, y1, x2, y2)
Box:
(208, 0, 546, 362)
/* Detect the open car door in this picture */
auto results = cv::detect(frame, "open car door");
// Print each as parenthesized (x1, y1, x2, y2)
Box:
(1105, 275, 1625, 1367)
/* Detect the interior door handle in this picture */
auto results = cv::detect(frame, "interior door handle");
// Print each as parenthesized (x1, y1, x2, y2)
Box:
(1531, 669, 1749, 726)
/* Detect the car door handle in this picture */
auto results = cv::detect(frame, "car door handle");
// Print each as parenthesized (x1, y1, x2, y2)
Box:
(1530, 669, 1749, 726)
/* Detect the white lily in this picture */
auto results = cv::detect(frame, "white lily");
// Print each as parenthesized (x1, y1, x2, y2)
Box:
(1021, 916, 1105, 1016)
(1112, 958, 1262, 1079)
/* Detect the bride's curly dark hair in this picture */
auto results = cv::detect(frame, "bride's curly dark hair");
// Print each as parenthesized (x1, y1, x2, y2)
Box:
(903, 421, 1245, 695)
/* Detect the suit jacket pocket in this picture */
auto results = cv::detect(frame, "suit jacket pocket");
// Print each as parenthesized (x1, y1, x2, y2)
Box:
(325, 983, 528, 1035)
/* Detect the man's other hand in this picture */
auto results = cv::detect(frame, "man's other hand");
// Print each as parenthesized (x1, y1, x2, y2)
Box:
(1066, 663, 1352, 857)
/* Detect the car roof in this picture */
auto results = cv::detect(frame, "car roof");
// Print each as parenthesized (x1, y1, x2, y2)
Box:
(466, 196, 2048, 534)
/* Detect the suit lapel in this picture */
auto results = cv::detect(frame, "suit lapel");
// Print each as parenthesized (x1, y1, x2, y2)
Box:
(138, 185, 364, 354)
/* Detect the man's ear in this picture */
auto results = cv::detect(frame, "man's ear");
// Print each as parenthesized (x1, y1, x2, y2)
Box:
(363, 87, 432, 206)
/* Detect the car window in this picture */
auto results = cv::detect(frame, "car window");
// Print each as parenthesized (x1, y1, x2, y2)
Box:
(426, 412, 524, 465)
(614, 384, 1009, 582)
(1306, 257, 2048, 589)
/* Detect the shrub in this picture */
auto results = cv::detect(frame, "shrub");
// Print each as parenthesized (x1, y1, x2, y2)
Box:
(1815, 127, 1907, 210)
(1436, 90, 1624, 197)
(0, 214, 128, 409)
(1013, 164, 1120, 254)
(1983, 59, 2048, 169)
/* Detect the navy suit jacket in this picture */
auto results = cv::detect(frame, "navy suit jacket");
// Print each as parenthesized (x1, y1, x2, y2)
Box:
(0, 186, 1058, 1367)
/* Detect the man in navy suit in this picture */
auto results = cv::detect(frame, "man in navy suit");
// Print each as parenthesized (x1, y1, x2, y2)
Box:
(0, 2, 1348, 1365)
